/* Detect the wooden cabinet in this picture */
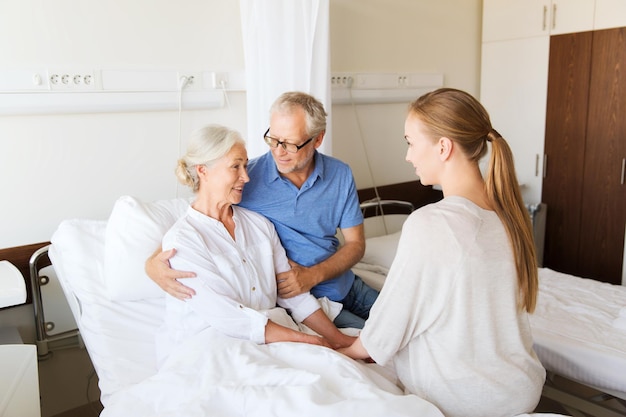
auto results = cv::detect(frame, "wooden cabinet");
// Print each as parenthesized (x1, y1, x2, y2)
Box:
(481, 1, 626, 284)
(542, 27, 626, 284)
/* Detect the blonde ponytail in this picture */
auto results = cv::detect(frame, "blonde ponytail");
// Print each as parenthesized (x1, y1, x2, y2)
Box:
(409, 88, 538, 312)
(486, 135, 538, 312)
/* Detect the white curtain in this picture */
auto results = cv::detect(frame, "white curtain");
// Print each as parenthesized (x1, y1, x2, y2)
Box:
(240, 0, 331, 158)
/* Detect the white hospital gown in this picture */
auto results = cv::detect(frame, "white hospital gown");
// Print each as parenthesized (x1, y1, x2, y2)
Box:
(156, 205, 320, 365)
(360, 196, 546, 417)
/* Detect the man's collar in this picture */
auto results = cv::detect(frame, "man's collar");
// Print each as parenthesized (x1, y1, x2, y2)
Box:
(264, 150, 325, 184)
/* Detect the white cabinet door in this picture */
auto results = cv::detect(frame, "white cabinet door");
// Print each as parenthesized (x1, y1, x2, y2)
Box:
(549, 0, 595, 34)
(482, 0, 549, 42)
(480, 37, 550, 204)
(594, 0, 626, 30)
(483, 0, 594, 42)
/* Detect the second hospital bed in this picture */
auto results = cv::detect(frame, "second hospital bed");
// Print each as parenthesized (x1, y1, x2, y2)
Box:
(353, 200, 626, 417)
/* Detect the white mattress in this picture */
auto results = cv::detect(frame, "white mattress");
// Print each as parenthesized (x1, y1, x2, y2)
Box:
(530, 268, 626, 397)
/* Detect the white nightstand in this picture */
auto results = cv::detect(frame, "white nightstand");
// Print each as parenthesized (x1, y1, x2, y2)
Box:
(0, 329, 42, 417)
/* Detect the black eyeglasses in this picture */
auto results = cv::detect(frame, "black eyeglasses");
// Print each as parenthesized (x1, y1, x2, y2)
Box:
(263, 128, 315, 153)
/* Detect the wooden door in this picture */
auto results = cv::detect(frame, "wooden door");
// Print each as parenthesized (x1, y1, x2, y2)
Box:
(541, 31, 592, 276)
(578, 27, 626, 284)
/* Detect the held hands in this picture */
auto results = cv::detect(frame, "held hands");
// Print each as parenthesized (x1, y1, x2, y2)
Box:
(336, 337, 374, 362)
(145, 248, 196, 300)
(304, 335, 333, 349)
(329, 333, 358, 350)
(276, 260, 319, 298)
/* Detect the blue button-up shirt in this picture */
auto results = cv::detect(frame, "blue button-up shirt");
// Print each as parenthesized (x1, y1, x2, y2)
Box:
(238, 151, 363, 301)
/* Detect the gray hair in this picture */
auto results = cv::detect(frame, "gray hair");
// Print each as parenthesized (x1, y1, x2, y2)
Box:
(270, 91, 327, 137)
(175, 125, 245, 192)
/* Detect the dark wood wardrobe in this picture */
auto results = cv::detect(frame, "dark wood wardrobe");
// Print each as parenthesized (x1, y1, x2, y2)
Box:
(542, 26, 625, 285)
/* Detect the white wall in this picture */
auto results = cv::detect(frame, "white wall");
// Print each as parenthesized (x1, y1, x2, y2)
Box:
(0, 0, 247, 248)
(330, 0, 482, 188)
(0, 0, 482, 249)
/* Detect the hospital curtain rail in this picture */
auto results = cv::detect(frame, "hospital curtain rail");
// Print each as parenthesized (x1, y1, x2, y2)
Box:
(29, 245, 82, 359)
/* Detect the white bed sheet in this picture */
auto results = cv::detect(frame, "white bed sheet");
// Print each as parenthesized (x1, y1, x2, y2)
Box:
(49, 218, 446, 417)
(100, 327, 442, 417)
(530, 268, 626, 397)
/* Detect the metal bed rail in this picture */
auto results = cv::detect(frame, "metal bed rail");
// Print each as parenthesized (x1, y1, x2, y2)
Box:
(29, 244, 82, 359)
(360, 199, 415, 216)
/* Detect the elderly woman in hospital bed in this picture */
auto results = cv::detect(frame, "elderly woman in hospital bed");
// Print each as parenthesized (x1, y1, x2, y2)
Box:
(157, 124, 354, 364)
(339, 88, 546, 417)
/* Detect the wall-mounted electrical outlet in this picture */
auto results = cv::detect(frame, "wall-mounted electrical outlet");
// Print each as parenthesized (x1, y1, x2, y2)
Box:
(177, 71, 203, 91)
(210, 72, 229, 89)
(48, 70, 96, 90)
(331, 73, 354, 89)
(48, 70, 94, 90)
(201, 71, 245, 91)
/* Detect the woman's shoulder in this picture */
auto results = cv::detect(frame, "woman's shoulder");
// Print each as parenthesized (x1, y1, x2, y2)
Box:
(162, 210, 200, 247)
(407, 199, 451, 223)
(413, 197, 487, 219)
(405, 197, 486, 236)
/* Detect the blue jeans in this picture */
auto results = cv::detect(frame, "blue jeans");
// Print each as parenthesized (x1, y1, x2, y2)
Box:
(333, 275, 379, 329)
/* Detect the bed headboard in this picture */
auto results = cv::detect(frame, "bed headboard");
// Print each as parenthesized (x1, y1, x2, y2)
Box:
(358, 180, 442, 217)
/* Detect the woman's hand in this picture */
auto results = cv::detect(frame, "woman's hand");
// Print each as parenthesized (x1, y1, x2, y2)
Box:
(302, 334, 333, 349)
(329, 333, 358, 350)
(337, 337, 372, 361)
(265, 320, 331, 348)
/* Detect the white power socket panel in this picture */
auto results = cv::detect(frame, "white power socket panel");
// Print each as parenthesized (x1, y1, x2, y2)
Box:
(177, 71, 203, 91)
(48, 69, 96, 90)
(331, 73, 354, 89)
(202, 71, 246, 91)
(210, 72, 229, 89)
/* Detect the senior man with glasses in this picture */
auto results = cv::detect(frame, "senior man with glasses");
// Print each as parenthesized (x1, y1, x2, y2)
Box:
(146, 91, 377, 329)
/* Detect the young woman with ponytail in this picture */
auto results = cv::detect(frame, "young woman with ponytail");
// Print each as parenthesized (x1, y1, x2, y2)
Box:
(339, 88, 546, 417)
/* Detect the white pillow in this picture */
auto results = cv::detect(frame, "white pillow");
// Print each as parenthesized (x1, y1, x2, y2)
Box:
(361, 231, 402, 270)
(104, 195, 190, 301)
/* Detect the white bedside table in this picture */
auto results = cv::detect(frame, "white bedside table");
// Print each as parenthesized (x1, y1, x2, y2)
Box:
(0, 338, 42, 417)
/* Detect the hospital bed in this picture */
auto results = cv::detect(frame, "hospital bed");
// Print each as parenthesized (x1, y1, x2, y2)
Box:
(44, 196, 443, 417)
(352, 200, 626, 417)
(42, 195, 567, 417)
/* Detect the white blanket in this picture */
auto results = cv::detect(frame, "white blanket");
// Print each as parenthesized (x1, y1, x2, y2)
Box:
(101, 328, 443, 417)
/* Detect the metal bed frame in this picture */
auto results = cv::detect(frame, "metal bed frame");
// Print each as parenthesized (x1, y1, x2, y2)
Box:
(29, 244, 81, 359)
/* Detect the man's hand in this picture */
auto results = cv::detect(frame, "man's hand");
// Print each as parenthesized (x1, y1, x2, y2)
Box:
(276, 224, 365, 298)
(276, 260, 319, 298)
(145, 248, 196, 300)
